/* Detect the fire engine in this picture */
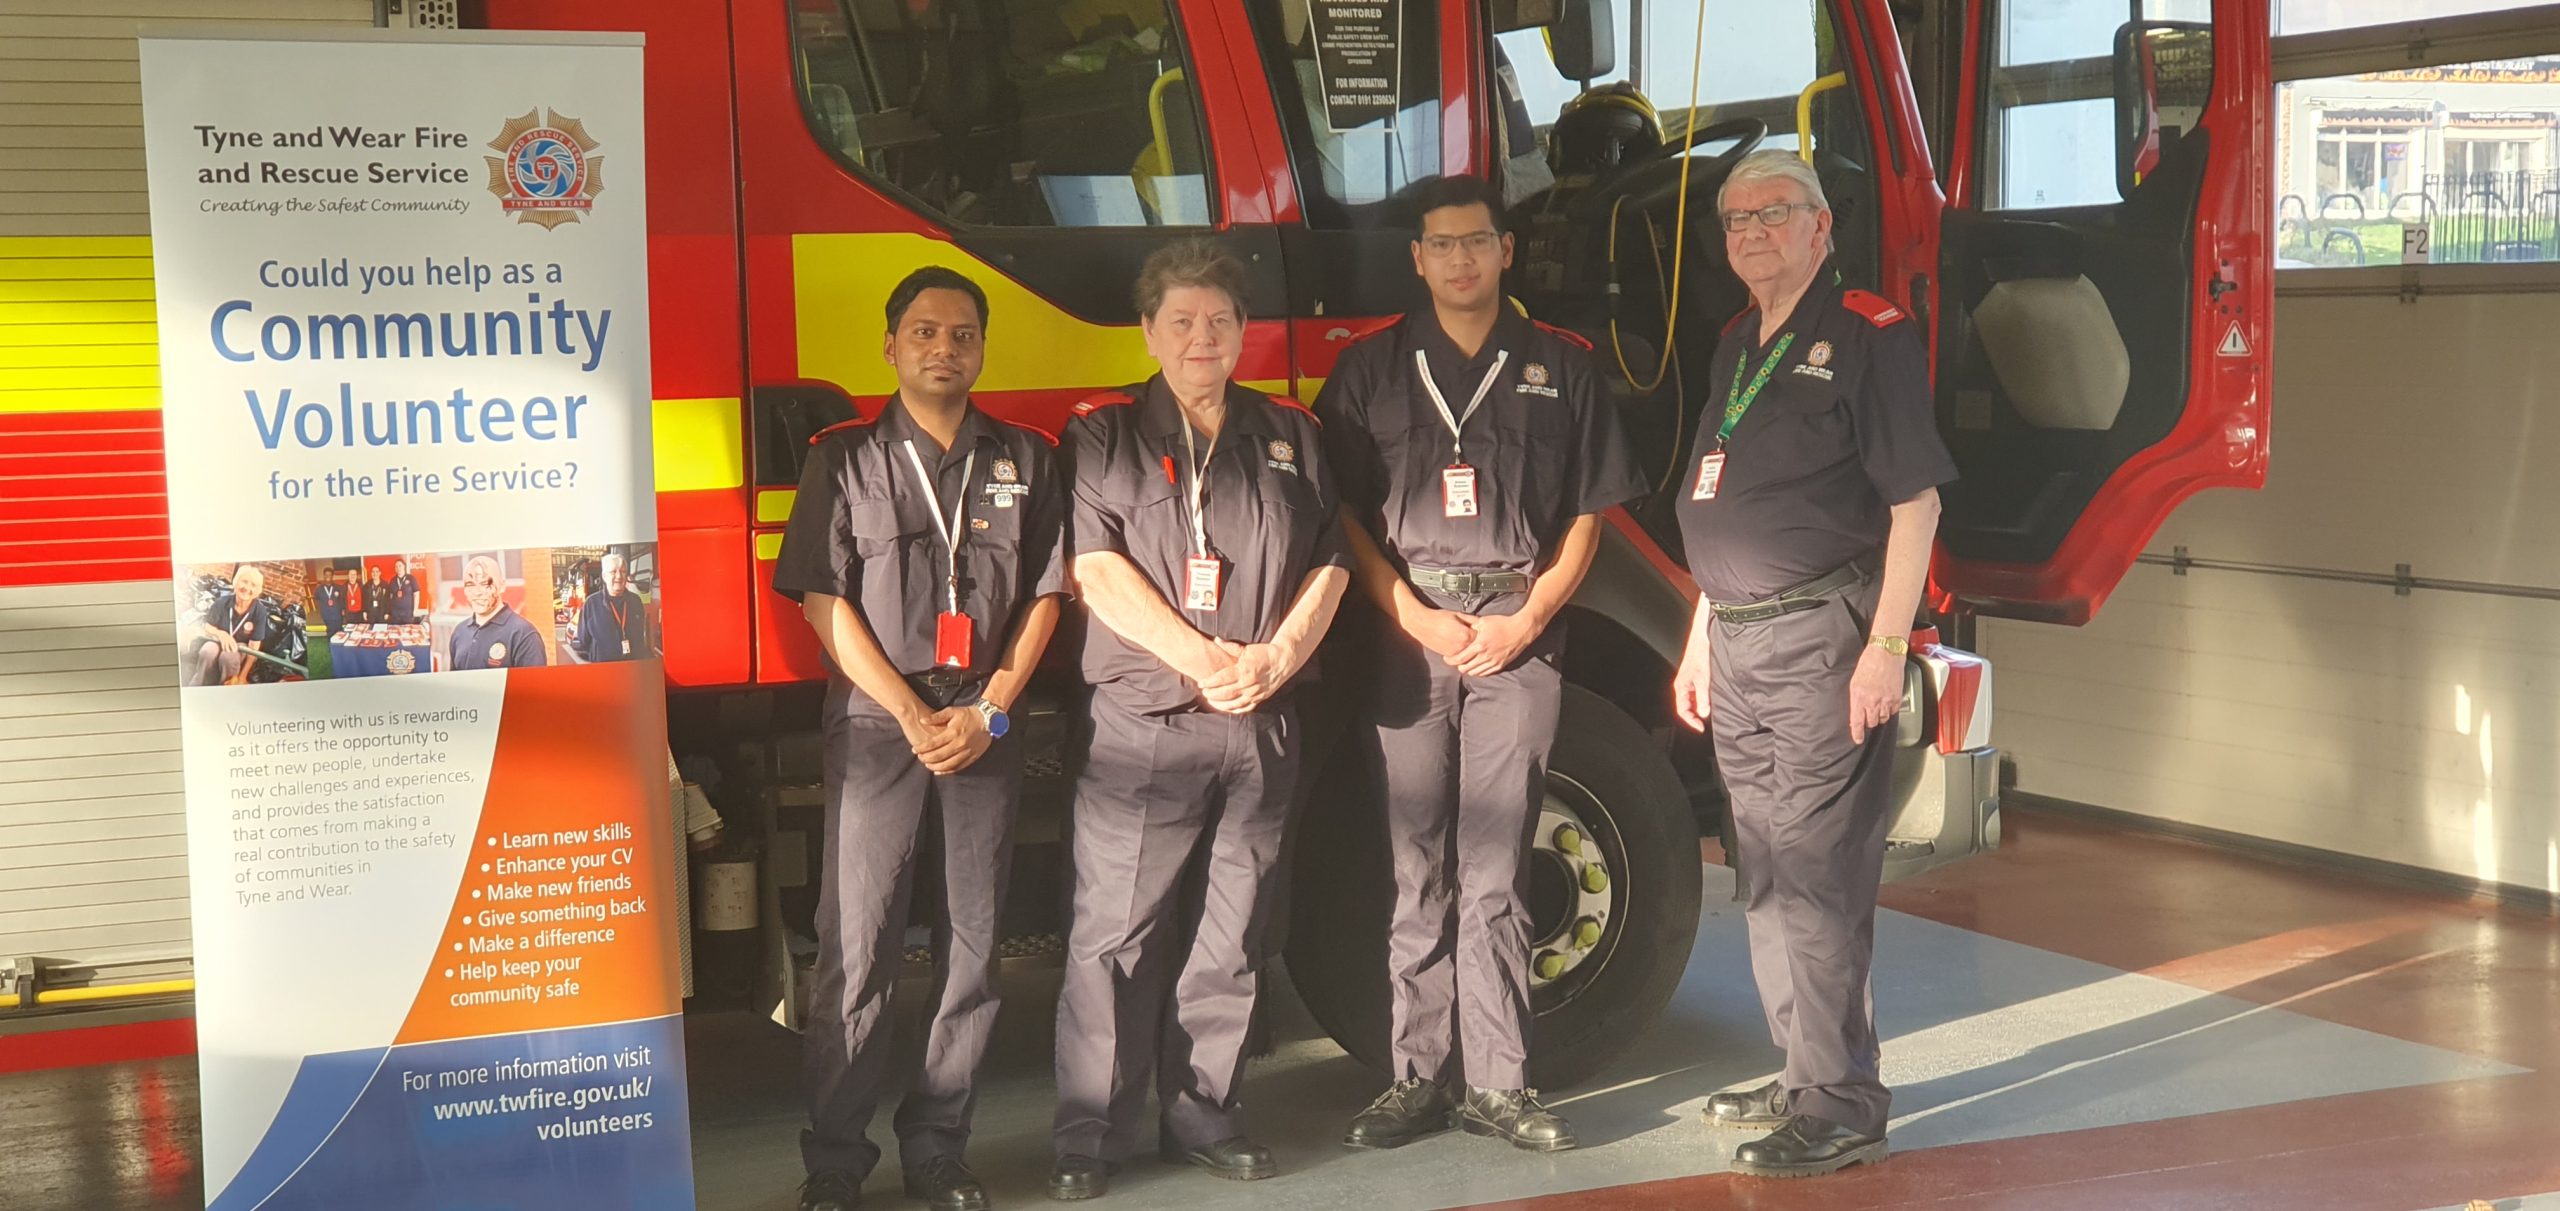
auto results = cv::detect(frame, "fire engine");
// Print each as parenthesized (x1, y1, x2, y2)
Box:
(0, 0, 2267, 1088)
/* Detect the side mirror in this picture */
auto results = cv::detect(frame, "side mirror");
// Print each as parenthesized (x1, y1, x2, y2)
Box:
(2112, 20, 2213, 199)
(1550, 0, 1616, 83)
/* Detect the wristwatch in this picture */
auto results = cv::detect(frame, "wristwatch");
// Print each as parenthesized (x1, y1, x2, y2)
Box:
(972, 697, 1010, 739)
(1867, 634, 1911, 657)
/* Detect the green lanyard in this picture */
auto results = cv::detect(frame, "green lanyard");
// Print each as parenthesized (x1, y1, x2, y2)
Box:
(1717, 331, 1796, 448)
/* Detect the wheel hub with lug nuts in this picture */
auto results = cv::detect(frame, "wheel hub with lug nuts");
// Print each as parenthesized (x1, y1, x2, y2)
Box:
(1526, 782, 1614, 993)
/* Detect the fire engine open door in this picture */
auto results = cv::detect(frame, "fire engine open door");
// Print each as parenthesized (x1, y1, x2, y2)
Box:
(1929, 0, 2270, 625)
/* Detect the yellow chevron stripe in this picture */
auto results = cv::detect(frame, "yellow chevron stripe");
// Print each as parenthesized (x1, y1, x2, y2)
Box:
(795, 232, 1161, 396)
(755, 532, 784, 561)
(652, 397, 744, 493)
(756, 488, 796, 524)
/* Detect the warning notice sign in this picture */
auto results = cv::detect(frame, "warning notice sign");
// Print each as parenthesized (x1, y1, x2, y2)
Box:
(1309, 0, 1402, 132)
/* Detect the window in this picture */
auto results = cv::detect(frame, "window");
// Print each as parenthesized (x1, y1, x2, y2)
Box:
(791, 0, 1214, 228)
(2277, 58, 2560, 266)
(1981, 0, 2213, 210)
(1248, 0, 1443, 226)
(1645, 0, 1836, 151)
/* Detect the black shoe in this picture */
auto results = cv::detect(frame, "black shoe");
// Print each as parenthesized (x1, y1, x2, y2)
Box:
(1161, 1135, 1276, 1181)
(1730, 1115, 1888, 1178)
(902, 1156, 989, 1211)
(1704, 1079, 1790, 1129)
(1343, 1078, 1457, 1149)
(1458, 1087, 1577, 1153)
(1045, 1155, 1113, 1202)
(800, 1169, 863, 1211)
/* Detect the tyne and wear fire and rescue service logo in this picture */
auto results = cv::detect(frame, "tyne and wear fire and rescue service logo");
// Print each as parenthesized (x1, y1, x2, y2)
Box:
(485, 109, 606, 230)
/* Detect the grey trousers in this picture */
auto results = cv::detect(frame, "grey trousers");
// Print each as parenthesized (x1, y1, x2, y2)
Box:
(1375, 640, 1562, 1092)
(801, 694, 1025, 1180)
(1053, 701, 1297, 1160)
(1708, 578, 1897, 1138)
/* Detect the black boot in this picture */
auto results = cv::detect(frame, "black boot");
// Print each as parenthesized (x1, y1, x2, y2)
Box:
(1730, 1115, 1888, 1178)
(1045, 1154, 1114, 1202)
(902, 1156, 990, 1211)
(1162, 1135, 1276, 1181)
(1458, 1087, 1577, 1152)
(1703, 1079, 1790, 1129)
(1343, 1078, 1457, 1149)
(798, 1169, 862, 1211)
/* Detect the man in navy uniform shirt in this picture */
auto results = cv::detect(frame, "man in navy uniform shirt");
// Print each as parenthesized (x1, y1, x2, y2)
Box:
(312, 570, 351, 636)
(1319, 175, 1644, 1155)
(1673, 150, 1956, 1179)
(447, 555, 548, 670)
(773, 267, 1067, 1211)
(388, 558, 421, 626)
(572, 551, 653, 661)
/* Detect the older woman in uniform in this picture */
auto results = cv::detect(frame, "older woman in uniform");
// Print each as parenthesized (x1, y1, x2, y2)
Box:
(1048, 240, 1351, 1200)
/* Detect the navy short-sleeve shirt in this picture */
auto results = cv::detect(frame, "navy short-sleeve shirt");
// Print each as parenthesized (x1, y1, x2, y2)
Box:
(1066, 377, 1351, 715)
(1677, 268, 1957, 603)
(1315, 308, 1644, 612)
(771, 396, 1070, 682)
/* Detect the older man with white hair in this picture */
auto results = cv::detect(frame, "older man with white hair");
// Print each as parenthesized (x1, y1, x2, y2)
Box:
(188, 564, 275, 686)
(572, 550, 653, 662)
(1669, 150, 1956, 1178)
(448, 555, 549, 669)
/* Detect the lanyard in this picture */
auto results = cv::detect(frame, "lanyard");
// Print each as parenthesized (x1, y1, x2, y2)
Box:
(1413, 347, 1509, 464)
(1178, 419, 1214, 558)
(605, 593, 626, 634)
(899, 440, 975, 615)
(1717, 332, 1796, 448)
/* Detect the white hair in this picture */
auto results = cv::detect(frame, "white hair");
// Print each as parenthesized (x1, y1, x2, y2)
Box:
(602, 551, 626, 570)
(465, 554, 503, 581)
(1717, 149, 1831, 212)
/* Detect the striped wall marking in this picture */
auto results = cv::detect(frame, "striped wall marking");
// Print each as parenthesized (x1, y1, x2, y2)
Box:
(0, 385, 157, 413)
(651, 396, 744, 493)
(755, 489, 796, 525)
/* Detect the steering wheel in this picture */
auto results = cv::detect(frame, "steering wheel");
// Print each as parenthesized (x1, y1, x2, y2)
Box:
(1568, 117, 1770, 222)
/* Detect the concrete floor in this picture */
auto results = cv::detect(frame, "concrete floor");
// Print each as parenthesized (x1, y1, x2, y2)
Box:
(9, 807, 2560, 1210)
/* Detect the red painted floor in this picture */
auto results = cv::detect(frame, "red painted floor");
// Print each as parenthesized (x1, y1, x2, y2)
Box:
(1454, 811, 2560, 1210)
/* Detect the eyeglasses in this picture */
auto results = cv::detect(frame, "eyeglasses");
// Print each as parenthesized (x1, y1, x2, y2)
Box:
(1719, 202, 1819, 232)
(1419, 231, 1503, 257)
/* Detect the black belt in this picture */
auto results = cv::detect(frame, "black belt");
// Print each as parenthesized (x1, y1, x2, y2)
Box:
(1710, 562, 1869, 625)
(1409, 566, 1532, 595)
(907, 667, 977, 697)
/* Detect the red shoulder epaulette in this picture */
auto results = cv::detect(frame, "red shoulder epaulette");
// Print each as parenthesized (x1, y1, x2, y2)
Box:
(1841, 290, 1908, 328)
(806, 413, 877, 446)
(1070, 389, 1138, 418)
(1530, 319, 1594, 352)
(993, 415, 1060, 447)
(1720, 306, 1757, 338)
(1260, 392, 1322, 427)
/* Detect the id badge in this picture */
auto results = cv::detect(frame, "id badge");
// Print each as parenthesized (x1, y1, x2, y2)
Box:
(934, 611, 973, 667)
(1442, 464, 1480, 518)
(1693, 452, 1727, 501)
(620, 639, 632, 656)
(1184, 556, 1223, 612)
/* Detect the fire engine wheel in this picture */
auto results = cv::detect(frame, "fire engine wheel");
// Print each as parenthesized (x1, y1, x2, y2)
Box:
(1285, 685, 1703, 1090)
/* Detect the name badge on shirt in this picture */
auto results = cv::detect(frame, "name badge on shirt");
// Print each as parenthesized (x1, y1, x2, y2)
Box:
(1442, 465, 1480, 518)
(934, 610, 973, 668)
(1693, 452, 1727, 501)
(620, 639, 632, 656)
(1184, 556, 1223, 612)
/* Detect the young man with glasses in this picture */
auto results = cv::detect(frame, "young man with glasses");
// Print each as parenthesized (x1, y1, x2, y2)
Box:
(1672, 149, 1955, 1178)
(1316, 174, 1643, 1156)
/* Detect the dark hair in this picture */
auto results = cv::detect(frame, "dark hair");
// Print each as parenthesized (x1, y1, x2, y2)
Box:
(1132, 237, 1249, 322)
(1403, 174, 1508, 236)
(884, 266, 991, 331)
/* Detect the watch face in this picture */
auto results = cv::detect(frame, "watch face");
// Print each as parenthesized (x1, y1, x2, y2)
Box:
(979, 702, 1008, 738)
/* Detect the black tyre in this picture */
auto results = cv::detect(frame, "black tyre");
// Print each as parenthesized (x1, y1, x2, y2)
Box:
(1285, 685, 1703, 1089)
